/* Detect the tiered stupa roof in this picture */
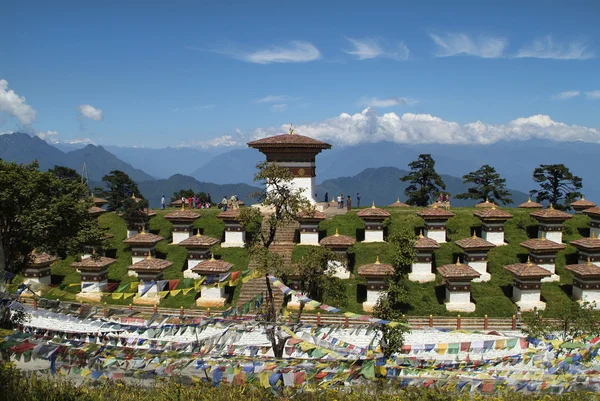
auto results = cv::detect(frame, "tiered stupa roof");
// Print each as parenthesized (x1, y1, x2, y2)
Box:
(473, 206, 513, 221)
(128, 253, 172, 273)
(520, 235, 566, 252)
(191, 254, 233, 274)
(217, 209, 241, 220)
(475, 199, 496, 208)
(29, 253, 57, 266)
(71, 256, 116, 271)
(504, 258, 552, 279)
(88, 206, 107, 217)
(164, 206, 201, 222)
(414, 231, 440, 251)
(389, 198, 409, 207)
(455, 233, 496, 251)
(570, 196, 596, 213)
(570, 233, 600, 251)
(247, 130, 332, 150)
(529, 205, 572, 222)
(320, 228, 356, 248)
(178, 232, 220, 249)
(92, 196, 108, 207)
(358, 256, 394, 277)
(437, 259, 480, 280)
(357, 202, 391, 219)
(297, 210, 326, 222)
(122, 227, 163, 246)
(565, 258, 600, 278)
(583, 207, 600, 218)
(518, 197, 543, 209)
(416, 206, 455, 220)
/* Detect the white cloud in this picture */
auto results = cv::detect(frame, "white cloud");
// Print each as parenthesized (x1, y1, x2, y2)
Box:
(199, 41, 320, 64)
(516, 36, 594, 60)
(177, 135, 239, 149)
(251, 108, 600, 146)
(551, 90, 580, 100)
(271, 104, 288, 112)
(0, 79, 37, 125)
(256, 95, 288, 103)
(586, 90, 600, 99)
(429, 32, 507, 58)
(65, 138, 95, 145)
(1, 130, 13, 135)
(35, 130, 59, 143)
(360, 97, 417, 108)
(77, 104, 103, 121)
(343, 37, 410, 61)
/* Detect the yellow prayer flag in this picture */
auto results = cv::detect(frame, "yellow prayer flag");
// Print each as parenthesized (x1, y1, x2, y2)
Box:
(170, 289, 182, 296)
(111, 293, 123, 300)
(123, 292, 135, 300)
(158, 291, 169, 298)
(182, 288, 193, 295)
(130, 282, 139, 290)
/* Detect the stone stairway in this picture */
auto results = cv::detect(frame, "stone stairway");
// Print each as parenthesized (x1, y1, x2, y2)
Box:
(237, 220, 298, 311)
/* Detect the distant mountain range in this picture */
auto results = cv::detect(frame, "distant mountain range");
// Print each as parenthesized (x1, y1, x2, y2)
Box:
(1, 132, 594, 208)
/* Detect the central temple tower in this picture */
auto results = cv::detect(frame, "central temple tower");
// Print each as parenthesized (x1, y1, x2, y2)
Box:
(247, 124, 332, 204)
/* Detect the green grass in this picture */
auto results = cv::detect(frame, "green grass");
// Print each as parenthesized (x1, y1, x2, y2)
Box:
(39, 206, 594, 317)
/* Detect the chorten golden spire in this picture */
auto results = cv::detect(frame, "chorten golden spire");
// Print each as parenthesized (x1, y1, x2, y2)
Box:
(456, 257, 461, 265)
(289, 123, 295, 135)
(334, 227, 340, 237)
(418, 230, 424, 238)
(588, 257, 592, 266)
(210, 252, 215, 261)
(375, 255, 380, 264)
(527, 256, 532, 265)
(140, 226, 146, 235)
(371, 201, 376, 209)
(146, 250, 152, 260)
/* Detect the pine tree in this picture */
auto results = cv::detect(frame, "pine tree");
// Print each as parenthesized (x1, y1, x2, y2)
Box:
(400, 154, 446, 206)
(531, 164, 582, 210)
(456, 164, 513, 205)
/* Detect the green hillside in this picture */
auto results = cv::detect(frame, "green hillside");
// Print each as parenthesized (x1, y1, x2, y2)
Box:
(40, 206, 591, 318)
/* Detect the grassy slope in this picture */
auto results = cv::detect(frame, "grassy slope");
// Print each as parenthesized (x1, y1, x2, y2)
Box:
(47, 206, 590, 317)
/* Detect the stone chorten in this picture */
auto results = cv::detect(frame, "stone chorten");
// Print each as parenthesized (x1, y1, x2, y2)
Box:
(455, 233, 496, 282)
(409, 231, 439, 283)
(416, 206, 455, 243)
(297, 210, 326, 245)
(584, 207, 600, 239)
(179, 232, 220, 278)
(388, 198, 409, 207)
(247, 124, 332, 205)
(437, 259, 480, 313)
(357, 202, 391, 243)
(128, 253, 173, 305)
(517, 197, 543, 209)
(358, 256, 394, 312)
(504, 258, 550, 311)
(192, 254, 233, 307)
(23, 253, 56, 288)
(529, 205, 572, 244)
(570, 233, 600, 267)
(122, 227, 163, 269)
(565, 258, 600, 308)
(473, 206, 513, 246)
(570, 196, 596, 214)
(520, 234, 565, 282)
(71, 256, 116, 302)
(319, 228, 356, 279)
(217, 209, 245, 248)
(164, 206, 201, 244)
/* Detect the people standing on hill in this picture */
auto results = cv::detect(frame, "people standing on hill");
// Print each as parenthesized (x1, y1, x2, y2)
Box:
(341, 194, 344, 209)
(324, 192, 329, 203)
(188, 196, 193, 209)
(337, 194, 342, 209)
(438, 193, 443, 204)
(445, 193, 451, 209)
(161, 196, 165, 209)
(221, 196, 228, 211)
(346, 195, 351, 211)
(356, 192, 361, 208)
(192, 196, 197, 209)
(181, 196, 186, 208)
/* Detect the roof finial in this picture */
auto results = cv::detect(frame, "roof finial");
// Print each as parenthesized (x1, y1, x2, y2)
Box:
(485, 197, 489, 203)
(396, 197, 400, 203)
(540, 232, 546, 241)
(527, 256, 532, 265)
(527, 197, 531, 203)
(492, 203, 496, 210)
(588, 257, 592, 266)
(140, 226, 146, 235)
(131, 193, 135, 199)
(582, 195, 585, 201)
(210, 252, 215, 261)
(146, 250, 152, 260)
(592, 231, 597, 239)
(195, 229, 200, 237)
(289, 122, 295, 135)
(472, 231, 477, 239)
(456, 257, 461, 265)
(375, 255, 380, 264)
(334, 227, 340, 237)
(418, 229, 424, 238)
(549, 203, 554, 210)
(181, 203, 185, 211)
(371, 201, 375, 209)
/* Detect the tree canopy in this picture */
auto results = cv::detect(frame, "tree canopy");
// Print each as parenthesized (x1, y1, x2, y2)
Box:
(530, 164, 582, 210)
(101, 170, 142, 212)
(0, 160, 107, 286)
(400, 154, 446, 207)
(456, 164, 513, 205)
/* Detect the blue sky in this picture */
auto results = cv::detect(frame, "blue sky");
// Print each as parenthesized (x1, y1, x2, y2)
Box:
(1, 0, 599, 148)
